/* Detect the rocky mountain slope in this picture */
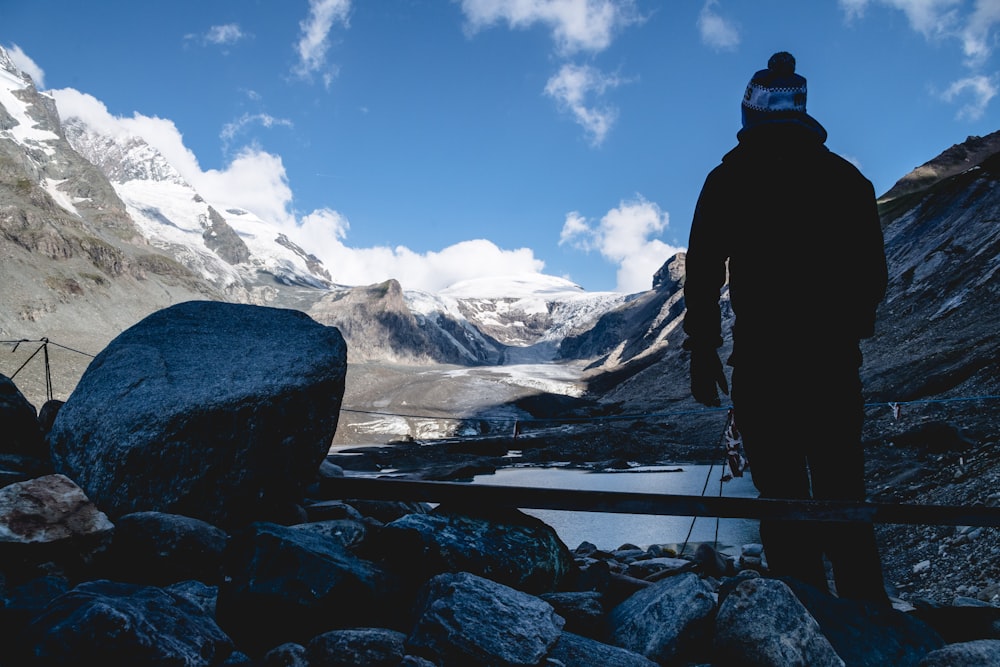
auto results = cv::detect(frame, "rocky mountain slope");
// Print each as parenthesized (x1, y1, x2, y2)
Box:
(878, 129, 1000, 203)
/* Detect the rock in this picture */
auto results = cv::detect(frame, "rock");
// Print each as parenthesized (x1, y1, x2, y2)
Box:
(165, 579, 219, 617)
(624, 555, 694, 580)
(406, 571, 565, 665)
(0, 484, 990, 666)
(215, 521, 400, 657)
(0, 474, 113, 583)
(548, 631, 660, 666)
(36, 399, 63, 438)
(337, 498, 431, 524)
(48, 301, 347, 528)
(0, 373, 45, 459)
(0, 575, 71, 644)
(694, 541, 732, 577)
(25, 579, 234, 666)
(378, 504, 576, 595)
(305, 627, 407, 666)
(0, 473, 111, 544)
(917, 639, 1000, 666)
(290, 517, 368, 550)
(540, 590, 608, 639)
(99, 510, 228, 586)
(713, 576, 845, 667)
(260, 642, 309, 666)
(608, 571, 717, 665)
(911, 597, 1000, 643)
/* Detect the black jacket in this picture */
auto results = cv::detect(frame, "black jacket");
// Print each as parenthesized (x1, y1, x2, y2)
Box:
(682, 122, 888, 362)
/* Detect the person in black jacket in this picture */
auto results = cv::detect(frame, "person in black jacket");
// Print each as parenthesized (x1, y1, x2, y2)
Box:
(682, 51, 890, 604)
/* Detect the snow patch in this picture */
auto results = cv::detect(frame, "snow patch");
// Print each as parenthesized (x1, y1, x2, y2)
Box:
(41, 179, 80, 217)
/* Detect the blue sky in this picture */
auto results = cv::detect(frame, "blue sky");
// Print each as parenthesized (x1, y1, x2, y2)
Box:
(4, 1, 998, 293)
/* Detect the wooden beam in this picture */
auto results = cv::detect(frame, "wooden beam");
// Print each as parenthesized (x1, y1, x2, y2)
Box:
(317, 476, 1000, 527)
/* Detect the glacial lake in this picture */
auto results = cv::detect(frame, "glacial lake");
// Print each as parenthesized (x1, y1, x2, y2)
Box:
(469, 465, 760, 558)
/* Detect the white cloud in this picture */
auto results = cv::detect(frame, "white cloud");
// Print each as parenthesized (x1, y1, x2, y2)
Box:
(839, 0, 964, 37)
(838, 0, 870, 21)
(184, 23, 251, 50)
(939, 73, 999, 120)
(5, 43, 45, 88)
(196, 149, 298, 227)
(293, 0, 352, 87)
(48, 87, 550, 293)
(876, 0, 962, 37)
(559, 211, 592, 248)
(205, 24, 248, 46)
(697, 0, 740, 51)
(559, 197, 680, 293)
(295, 217, 546, 291)
(839, 0, 999, 118)
(220, 113, 294, 152)
(457, 1, 641, 147)
(458, 0, 640, 55)
(962, 0, 1000, 65)
(544, 63, 623, 146)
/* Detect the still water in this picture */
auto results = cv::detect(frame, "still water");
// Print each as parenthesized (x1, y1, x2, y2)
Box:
(470, 465, 761, 558)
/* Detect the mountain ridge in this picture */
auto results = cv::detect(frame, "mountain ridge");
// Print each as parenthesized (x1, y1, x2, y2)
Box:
(878, 129, 1000, 203)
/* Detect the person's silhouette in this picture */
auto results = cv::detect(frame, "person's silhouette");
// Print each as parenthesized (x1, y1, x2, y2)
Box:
(683, 51, 890, 605)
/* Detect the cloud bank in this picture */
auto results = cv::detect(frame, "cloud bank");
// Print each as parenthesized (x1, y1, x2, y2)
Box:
(49, 88, 556, 294)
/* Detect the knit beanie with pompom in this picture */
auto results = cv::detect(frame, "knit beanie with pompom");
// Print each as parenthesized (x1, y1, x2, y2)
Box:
(741, 51, 813, 131)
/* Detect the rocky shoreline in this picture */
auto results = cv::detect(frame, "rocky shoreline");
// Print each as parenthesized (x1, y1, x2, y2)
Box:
(4, 458, 1000, 666)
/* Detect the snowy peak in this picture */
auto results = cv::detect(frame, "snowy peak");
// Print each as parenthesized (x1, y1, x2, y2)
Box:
(56, 112, 333, 292)
(436, 273, 628, 350)
(0, 53, 60, 151)
(62, 118, 188, 185)
(439, 273, 587, 299)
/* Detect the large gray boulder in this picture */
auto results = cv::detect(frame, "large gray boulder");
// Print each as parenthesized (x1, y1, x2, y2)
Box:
(48, 301, 347, 528)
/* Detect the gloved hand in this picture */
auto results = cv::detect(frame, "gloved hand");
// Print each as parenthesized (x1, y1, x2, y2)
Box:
(689, 347, 729, 407)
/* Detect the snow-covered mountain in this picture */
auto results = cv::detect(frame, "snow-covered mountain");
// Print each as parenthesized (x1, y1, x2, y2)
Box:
(0, 44, 639, 404)
(60, 117, 333, 294)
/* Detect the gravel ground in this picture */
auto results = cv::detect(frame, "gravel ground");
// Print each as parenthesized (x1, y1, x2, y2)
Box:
(867, 436, 1000, 606)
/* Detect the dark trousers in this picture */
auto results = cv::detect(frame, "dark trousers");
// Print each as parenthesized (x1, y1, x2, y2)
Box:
(731, 355, 888, 604)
